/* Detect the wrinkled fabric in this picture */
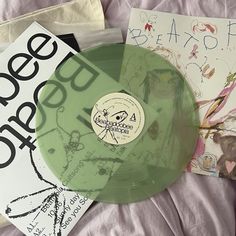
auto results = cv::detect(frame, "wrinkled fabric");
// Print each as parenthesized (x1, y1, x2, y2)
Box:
(0, 0, 235, 235)
(70, 173, 236, 236)
(0, 0, 70, 21)
(0, 0, 104, 43)
(101, 0, 236, 38)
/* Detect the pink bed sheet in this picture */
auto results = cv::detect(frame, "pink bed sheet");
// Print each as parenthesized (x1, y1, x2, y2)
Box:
(0, 0, 235, 235)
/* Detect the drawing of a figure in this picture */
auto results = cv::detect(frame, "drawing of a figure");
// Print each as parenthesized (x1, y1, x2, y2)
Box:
(4, 100, 129, 235)
(55, 106, 85, 173)
(4, 138, 90, 236)
(139, 11, 157, 37)
(188, 70, 236, 175)
(189, 44, 199, 59)
(5, 105, 121, 235)
(139, 68, 198, 168)
(198, 71, 236, 133)
(55, 106, 125, 181)
(213, 133, 236, 179)
(92, 105, 128, 144)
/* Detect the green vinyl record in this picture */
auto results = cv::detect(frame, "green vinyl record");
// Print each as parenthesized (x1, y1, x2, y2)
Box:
(36, 44, 199, 203)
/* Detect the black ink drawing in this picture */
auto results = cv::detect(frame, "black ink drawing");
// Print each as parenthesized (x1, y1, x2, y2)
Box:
(4, 107, 101, 236)
(55, 106, 87, 176)
(5, 143, 92, 236)
(93, 104, 128, 144)
(5, 105, 128, 235)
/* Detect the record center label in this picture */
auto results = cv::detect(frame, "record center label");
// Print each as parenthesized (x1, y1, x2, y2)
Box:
(91, 93, 145, 145)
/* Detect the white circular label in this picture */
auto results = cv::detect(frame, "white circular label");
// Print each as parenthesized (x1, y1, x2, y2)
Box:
(91, 93, 145, 145)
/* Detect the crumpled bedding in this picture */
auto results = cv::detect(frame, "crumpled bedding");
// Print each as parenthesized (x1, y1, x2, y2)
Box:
(0, 0, 105, 43)
(0, 0, 235, 235)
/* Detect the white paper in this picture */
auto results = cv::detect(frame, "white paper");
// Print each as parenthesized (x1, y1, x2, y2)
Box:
(0, 43, 9, 53)
(0, 22, 93, 235)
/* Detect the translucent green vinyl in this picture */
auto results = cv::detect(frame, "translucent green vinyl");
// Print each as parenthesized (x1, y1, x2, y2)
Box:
(36, 44, 199, 203)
